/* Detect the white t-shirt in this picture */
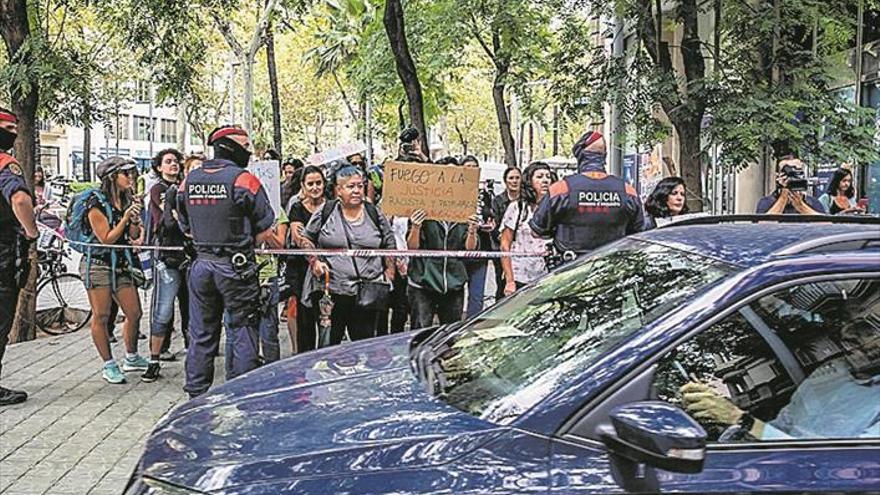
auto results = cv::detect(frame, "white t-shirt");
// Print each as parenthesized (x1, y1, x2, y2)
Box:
(501, 201, 549, 285)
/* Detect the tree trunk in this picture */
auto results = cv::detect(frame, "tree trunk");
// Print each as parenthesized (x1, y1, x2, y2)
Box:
(383, 0, 429, 155)
(492, 68, 517, 168)
(83, 111, 92, 182)
(637, 0, 706, 212)
(677, 120, 704, 212)
(265, 21, 283, 155)
(454, 123, 468, 155)
(243, 58, 255, 138)
(177, 102, 187, 151)
(1, 0, 39, 343)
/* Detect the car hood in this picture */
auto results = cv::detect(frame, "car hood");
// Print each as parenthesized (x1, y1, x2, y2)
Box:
(139, 332, 502, 491)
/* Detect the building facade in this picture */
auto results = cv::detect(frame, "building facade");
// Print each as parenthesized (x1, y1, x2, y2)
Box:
(38, 88, 204, 181)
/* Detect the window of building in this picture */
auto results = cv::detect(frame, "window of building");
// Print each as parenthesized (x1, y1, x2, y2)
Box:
(652, 278, 880, 443)
(107, 114, 131, 141)
(135, 81, 151, 104)
(160, 119, 177, 143)
(39, 146, 60, 176)
(134, 116, 154, 142)
(118, 114, 130, 140)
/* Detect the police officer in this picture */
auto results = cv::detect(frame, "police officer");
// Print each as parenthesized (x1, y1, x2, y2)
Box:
(530, 131, 644, 256)
(0, 108, 38, 406)
(177, 125, 281, 398)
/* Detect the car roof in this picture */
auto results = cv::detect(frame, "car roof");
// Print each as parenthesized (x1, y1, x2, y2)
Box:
(632, 216, 880, 268)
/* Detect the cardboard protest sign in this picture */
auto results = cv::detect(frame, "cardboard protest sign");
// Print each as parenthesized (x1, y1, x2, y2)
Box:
(248, 160, 282, 218)
(381, 161, 480, 223)
(308, 141, 367, 166)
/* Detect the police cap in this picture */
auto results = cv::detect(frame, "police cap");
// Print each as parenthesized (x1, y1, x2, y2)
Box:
(0, 108, 17, 124)
(208, 125, 249, 145)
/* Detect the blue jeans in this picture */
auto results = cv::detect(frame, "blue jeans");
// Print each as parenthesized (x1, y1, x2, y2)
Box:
(465, 261, 488, 318)
(150, 263, 182, 338)
(223, 276, 280, 379)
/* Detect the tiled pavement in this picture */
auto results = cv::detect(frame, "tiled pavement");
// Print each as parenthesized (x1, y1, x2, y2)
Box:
(0, 318, 292, 495)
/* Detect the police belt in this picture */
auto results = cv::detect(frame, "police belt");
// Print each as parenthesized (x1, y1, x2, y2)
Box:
(195, 249, 256, 268)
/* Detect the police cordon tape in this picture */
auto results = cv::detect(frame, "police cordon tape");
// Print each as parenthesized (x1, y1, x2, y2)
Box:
(38, 228, 548, 259)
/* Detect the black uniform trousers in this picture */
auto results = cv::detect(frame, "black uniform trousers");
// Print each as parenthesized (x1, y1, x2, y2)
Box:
(0, 247, 20, 380)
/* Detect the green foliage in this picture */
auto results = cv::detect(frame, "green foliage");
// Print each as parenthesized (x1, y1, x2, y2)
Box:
(552, 0, 879, 169)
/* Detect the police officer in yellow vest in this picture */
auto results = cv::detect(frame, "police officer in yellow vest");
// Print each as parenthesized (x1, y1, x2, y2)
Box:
(0, 108, 39, 406)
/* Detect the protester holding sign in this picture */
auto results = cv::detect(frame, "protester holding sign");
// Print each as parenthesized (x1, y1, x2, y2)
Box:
(405, 159, 481, 329)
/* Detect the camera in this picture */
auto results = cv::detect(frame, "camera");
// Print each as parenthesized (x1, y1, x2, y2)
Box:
(399, 127, 419, 144)
(781, 164, 808, 192)
(401, 142, 414, 154)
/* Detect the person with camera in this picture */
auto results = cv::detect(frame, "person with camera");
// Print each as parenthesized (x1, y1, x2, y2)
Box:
(756, 157, 826, 215)
(397, 127, 430, 163)
(0, 108, 38, 405)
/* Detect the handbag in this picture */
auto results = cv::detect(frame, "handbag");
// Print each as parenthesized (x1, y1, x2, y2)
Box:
(340, 208, 391, 311)
(128, 266, 150, 289)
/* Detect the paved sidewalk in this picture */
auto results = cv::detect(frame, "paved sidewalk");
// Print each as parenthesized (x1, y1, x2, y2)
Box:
(0, 318, 287, 495)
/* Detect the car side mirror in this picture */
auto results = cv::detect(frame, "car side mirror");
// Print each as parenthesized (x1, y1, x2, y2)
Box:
(598, 401, 707, 474)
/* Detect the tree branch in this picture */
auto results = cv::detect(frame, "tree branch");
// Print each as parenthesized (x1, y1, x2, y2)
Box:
(212, 11, 244, 57)
(247, 0, 279, 59)
(332, 71, 358, 121)
(468, 10, 496, 63)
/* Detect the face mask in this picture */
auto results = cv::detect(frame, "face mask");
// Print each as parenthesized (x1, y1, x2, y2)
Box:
(577, 151, 606, 172)
(0, 128, 17, 151)
(215, 139, 252, 168)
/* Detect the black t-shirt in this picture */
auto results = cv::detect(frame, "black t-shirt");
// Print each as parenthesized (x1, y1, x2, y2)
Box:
(285, 200, 319, 298)
(158, 185, 187, 267)
(85, 195, 131, 265)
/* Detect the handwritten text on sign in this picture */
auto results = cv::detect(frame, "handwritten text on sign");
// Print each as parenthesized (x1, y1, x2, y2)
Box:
(382, 161, 480, 223)
(248, 160, 282, 219)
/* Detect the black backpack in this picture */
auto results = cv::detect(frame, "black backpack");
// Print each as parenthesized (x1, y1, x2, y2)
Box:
(318, 199, 392, 248)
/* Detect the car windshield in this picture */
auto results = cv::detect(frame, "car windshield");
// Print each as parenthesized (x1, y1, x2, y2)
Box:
(424, 239, 730, 424)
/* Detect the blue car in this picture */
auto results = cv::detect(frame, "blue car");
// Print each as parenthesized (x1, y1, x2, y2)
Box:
(127, 216, 880, 494)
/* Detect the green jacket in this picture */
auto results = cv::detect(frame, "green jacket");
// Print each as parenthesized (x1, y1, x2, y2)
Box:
(408, 220, 473, 294)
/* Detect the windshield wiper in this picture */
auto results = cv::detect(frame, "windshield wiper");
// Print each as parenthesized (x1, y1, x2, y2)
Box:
(412, 338, 450, 397)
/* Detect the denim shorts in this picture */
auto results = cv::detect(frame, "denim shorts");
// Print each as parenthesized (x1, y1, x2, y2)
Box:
(78, 257, 134, 290)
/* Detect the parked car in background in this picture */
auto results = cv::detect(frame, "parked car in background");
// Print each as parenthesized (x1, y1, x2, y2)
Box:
(127, 216, 880, 494)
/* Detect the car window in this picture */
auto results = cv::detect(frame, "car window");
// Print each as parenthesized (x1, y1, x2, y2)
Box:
(424, 239, 730, 425)
(653, 278, 880, 443)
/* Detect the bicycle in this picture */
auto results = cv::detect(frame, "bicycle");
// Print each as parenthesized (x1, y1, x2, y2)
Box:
(34, 225, 92, 335)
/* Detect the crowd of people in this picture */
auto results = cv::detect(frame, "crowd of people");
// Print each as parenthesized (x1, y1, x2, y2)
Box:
(0, 105, 871, 405)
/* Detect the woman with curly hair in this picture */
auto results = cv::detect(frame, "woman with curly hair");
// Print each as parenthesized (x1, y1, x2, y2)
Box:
(500, 162, 557, 296)
(645, 177, 688, 229)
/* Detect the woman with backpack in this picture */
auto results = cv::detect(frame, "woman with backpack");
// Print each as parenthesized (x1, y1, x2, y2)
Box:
(300, 164, 396, 346)
(500, 162, 557, 297)
(78, 157, 148, 384)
